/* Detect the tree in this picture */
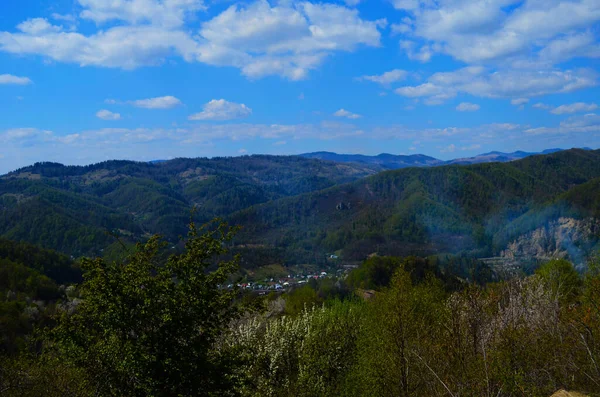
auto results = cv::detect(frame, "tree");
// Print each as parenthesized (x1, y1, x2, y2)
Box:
(535, 259, 581, 304)
(51, 219, 241, 396)
(351, 269, 448, 396)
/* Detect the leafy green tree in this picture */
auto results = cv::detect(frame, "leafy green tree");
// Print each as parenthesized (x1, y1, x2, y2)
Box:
(285, 285, 322, 316)
(350, 269, 448, 396)
(51, 220, 241, 396)
(535, 259, 581, 304)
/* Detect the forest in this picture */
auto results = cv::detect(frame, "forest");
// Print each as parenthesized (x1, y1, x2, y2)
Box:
(0, 219, 599, 396)
(2, 149, 600, 267)
(2, 150, 600, 396)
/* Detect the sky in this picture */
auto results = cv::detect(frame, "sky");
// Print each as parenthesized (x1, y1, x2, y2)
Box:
(0, 0, 599, 174)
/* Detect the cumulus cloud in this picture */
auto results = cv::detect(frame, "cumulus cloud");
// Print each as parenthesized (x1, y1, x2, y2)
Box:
(189, 99, 252, 121)
(96, 109, 122, 120)
(334, 109, 361, 119)
(51, 13, 77, 23)
(532, 102, 598, 114)
(533, 103, 553, 110)
(399, 40, 433, 62)
(130, 96, 182, 109)
(1, 128, 47, 141)
(0, 1, 385, 80)
(358, 69, 408, 85)
(551, 102, 598, 115)
(77, 0, 206, 28)
(0, 74, 32, 85)
(525, 113, 600, 135)
(395, 66, 597, 104)
(456, 102, 480, 112)
(511, 98, 529, 106)
(394, 0, 600, 66)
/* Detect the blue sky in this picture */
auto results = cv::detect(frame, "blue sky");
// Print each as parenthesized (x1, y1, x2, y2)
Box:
(0, 0, 599, 173)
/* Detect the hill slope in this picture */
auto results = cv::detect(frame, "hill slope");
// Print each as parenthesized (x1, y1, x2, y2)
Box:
(230, 149, 600, 264)
(0, 156, 378, 256)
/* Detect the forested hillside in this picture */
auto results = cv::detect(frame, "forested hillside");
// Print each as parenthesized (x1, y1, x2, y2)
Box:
(231, 149, 600, 264)
(1, 150, 600, 268)
(0, 239, 79, 355)
(2, 222, 600, 396)
(0, 156, 378, 256)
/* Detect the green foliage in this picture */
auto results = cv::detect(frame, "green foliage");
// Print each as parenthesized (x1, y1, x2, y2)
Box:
(350, 270, 447, 396)
(536, 259, 582, 303)
(233, 149, 600, 264)
(51, 220, 242, 396)
(0, 155, 377, 257)
(0, 238, 79, 284)
(0, 239, 76, 355)
(228, 300, 364, 397)
(284, 285, 323, 316)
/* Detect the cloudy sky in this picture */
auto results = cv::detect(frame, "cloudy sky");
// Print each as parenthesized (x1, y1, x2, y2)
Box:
(0, 0, 599, 173)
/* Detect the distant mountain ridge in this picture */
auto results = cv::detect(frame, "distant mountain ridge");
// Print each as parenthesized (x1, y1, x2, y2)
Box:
(1, 149, 600, 269)
(299, 152, 442, 169)
(300, 148, 591, 169)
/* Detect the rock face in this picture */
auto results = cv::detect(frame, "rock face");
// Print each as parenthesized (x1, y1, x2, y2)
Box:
(501, 217, 600, 265)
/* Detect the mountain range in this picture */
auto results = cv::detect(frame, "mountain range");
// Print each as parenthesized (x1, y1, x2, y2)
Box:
(300, 148, 582, 169)
(1, 148, 599, 270)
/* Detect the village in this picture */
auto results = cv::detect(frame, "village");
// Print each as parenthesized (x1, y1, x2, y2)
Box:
(225, 259, 353, 293)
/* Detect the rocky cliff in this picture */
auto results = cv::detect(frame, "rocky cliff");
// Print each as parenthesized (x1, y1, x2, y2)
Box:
(501, 217, 600, 265)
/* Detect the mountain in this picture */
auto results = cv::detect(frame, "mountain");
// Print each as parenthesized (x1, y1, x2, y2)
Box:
(445, 148, 565, 165)
(0, 156, 378, 256)
(230, 149, 600, 265)
(300, 148, 587, 169)
(2, 149, 600, 268)
(299, 152, 443, 169)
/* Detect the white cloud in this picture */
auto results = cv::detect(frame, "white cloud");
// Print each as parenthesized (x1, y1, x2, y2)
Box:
(358, 69, 408, 85)
(274, 140, 287, 145)
(238, 148, 248, 154)
(130, 96, 182, 109)
(17, 18, 62, 35)
(511, 98, 529, 105)
(189, 99, 252, 121)
(456, 102, 480, 112)
(1, 128, 45, 141)
(399, 40, 433, 62)
(532, 101, 598, 114)
(533, 103, 553, 110)
(77, 0, 206, 28)
(551, 102, 598, 115)
(334, 109, 361, 119)
(395, 0, 600, 66)
(395, 66, 597, 104)
(525, 113, 600, 135)
(96, 109, 122, 120)
(0, 2, 385, 80)
(51, 13, 77, 23)
(0, 74, 32, 85)
(0, 23, 199, 69)
(198, 1, 386, 80)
